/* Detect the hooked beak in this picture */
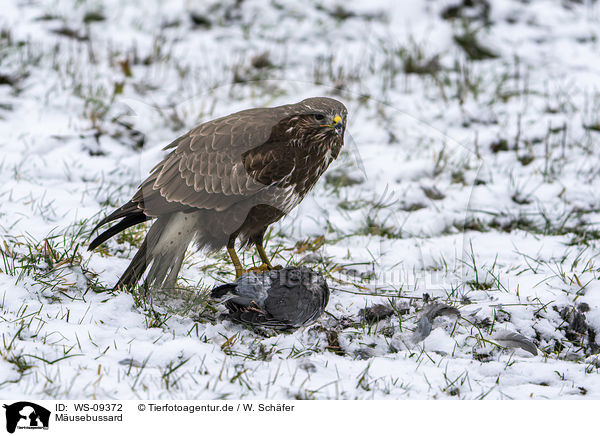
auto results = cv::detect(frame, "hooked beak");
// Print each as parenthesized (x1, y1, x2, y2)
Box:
(320, 115, 345, 136)
(332, 115, 344, 136)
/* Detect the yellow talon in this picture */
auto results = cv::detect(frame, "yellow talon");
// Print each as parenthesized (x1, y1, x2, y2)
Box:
(246, 263, 271, 273)
(227, 241, 282, 279)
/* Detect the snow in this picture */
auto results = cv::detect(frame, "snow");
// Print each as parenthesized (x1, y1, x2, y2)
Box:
(1, 0, 600, 399)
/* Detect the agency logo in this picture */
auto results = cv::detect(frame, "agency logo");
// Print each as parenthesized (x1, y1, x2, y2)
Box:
(3, 402, 50, 434)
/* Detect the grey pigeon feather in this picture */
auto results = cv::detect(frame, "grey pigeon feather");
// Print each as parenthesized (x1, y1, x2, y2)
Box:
(413, 303, 461, 343)
(494, 331, 538, 356)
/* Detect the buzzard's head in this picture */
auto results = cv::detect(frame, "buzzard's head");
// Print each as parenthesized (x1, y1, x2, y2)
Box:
(267, 97, 347, 157)
(297, 97, 347, 139)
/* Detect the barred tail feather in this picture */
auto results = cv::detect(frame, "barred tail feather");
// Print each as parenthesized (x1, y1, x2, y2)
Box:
(114, 237, 150, 290)
(115, 213, 196, 290)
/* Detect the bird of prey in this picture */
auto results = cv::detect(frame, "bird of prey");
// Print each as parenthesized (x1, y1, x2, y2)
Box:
(89, 97, 347, 290)
(211, 267, 330, 330)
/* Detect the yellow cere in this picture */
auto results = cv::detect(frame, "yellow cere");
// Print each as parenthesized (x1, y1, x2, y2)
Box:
(333, 115, 343, 124)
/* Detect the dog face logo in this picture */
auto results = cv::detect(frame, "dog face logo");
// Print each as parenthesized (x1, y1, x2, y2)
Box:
(3, 402, 50, 433)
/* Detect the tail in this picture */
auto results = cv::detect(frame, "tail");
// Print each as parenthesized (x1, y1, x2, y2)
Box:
(115, 213, 196, 290)
(113, 218, 165, 290)
(90, 202, 196, 290)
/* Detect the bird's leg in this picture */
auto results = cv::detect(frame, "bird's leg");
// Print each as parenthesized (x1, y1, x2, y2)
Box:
(256, 244, 274, 269)
(249, 238, 282, 272)
(227, 235, 245, 279)
(228, 247, 245, 278)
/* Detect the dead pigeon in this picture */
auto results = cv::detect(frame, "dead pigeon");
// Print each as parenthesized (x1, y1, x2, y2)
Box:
(211, 267, 329, 330)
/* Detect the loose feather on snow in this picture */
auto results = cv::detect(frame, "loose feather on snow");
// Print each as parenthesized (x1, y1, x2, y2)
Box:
(494, 331, 538, 356)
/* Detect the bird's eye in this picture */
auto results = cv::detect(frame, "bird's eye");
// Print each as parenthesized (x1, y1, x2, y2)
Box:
(314, 114, 325, 121)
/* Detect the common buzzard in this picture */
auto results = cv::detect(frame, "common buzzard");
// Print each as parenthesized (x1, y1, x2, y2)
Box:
(89, 97, 347, 289)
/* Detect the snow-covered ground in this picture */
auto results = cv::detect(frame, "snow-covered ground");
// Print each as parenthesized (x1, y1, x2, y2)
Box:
(2, 0, 600, 399)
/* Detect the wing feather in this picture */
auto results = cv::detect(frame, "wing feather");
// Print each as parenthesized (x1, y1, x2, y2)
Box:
(135, 107, 293, 216)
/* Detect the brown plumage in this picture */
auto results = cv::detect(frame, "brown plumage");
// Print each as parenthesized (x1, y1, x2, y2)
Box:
(89, 97, 347, 290)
